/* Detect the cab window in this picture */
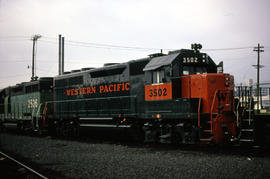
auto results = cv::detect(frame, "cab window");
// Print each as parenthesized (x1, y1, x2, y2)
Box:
(152, 69, 165, 84)
(182, 66, 207, 75)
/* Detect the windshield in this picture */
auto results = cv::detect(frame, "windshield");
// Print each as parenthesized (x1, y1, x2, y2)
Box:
(182, 66, 207, 75)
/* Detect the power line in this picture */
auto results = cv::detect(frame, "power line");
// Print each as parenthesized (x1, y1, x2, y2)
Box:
(42, 36, 159, 50)
(3, 35, 270, 51)
(41, 39, 259, 52)
(38, 39, 58, 45)
(0, 73, 31, 79)
(0, 36, 31, 42)
(203, 46, 253, 51)
(1, 60, 30, 63)
(0, 36, 30, 39)
(68, 40, 167, 51)
(41, 37, 264, 52)
(0, 58, 104, 64)
(40, 39, 165, 52)
(4, 35, 270, 52)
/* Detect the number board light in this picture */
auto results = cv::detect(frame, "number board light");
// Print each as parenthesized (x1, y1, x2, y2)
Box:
(182, 54, 207, 64)
(183, 57, 199, 64)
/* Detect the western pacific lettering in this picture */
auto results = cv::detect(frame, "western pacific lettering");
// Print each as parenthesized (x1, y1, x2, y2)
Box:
(66, 83, 130, 96)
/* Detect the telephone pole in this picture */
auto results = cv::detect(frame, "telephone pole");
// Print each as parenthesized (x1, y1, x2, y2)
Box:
(31, 34, 42, 81)
(253, 43, 264, 109)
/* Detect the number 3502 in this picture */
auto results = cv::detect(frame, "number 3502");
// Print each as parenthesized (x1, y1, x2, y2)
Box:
(149, 88, 167, 97)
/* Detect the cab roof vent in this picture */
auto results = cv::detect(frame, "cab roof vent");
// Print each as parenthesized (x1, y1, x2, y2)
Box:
(168, 49, 194, 55)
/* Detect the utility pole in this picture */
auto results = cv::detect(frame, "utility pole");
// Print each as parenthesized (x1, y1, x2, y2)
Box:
(31, 34, 42, 81)
(253, 43, 264, 109)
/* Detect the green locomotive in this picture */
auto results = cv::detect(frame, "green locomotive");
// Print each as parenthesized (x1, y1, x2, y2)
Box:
(0, 78, 53, 131)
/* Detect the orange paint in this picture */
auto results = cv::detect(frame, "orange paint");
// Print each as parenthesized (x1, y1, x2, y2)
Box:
(181, 74, 234, 113)
(145, 83, 172, 101)
(181, 73, 236, 144)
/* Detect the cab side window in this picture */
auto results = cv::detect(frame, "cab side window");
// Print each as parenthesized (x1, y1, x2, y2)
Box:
(152, 69, 165, 84)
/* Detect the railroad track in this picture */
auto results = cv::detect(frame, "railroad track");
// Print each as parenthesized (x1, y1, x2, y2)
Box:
(0, 151, 48, 179)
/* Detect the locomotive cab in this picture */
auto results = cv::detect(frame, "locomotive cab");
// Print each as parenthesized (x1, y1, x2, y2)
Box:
(144, 49, 217, 99)
(143, 45, 237, 144)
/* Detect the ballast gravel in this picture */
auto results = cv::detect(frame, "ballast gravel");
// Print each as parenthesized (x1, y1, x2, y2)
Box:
(0, 132, 270, 179)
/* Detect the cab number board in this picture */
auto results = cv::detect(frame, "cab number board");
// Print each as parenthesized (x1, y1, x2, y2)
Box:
(183, 57, 198, 63)
(145, 83, 172, 101)
(149, 88, 167, 97)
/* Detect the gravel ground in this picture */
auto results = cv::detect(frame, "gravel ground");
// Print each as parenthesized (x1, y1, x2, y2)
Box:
(1, 132, 270, 179)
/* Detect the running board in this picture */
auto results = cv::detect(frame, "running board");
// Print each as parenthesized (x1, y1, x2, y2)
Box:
(79, 117, 113, 121)
(3, 123, 17, 129)
(79, 124, 131, 128)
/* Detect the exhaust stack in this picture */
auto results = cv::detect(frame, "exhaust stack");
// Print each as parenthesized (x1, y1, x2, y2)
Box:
(58, 34, 65, 75)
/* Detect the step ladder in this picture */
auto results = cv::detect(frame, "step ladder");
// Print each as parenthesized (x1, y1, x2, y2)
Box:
(236, 86, 255, 143)
(198, 89, 233, 143)
(239, 118, 255, 142)
(199, 115, 215, 142)
(198, 91, 219, 143)
(239, 101, 255, 143)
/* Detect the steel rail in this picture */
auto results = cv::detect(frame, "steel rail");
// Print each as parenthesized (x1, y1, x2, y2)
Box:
(0, 151, 48, 179)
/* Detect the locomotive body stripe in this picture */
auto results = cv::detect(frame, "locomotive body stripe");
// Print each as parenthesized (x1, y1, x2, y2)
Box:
(79, 117, 113, 120)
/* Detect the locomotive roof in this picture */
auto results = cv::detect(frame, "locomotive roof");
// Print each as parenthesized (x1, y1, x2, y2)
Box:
(143, 52, 179, 71)
(6, 77, 53, 89)
(54, 57, 150, 80)
(143, 49, 216, 71)
(54, 63, 127, 80)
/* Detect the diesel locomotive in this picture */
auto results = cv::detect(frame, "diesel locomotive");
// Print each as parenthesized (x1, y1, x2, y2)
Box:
(0, 44, 245, 145)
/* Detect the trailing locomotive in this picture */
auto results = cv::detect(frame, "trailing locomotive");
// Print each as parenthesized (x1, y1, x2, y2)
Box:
(0, 78, 53, 131)
(1, 44, 241, 145)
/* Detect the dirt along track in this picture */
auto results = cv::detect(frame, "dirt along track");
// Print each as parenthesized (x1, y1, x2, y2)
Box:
(1, 129, 270, 179)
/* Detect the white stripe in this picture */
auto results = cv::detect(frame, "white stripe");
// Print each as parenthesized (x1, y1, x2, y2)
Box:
(79, 124, 131, 128)
(79, 117, 113, 120)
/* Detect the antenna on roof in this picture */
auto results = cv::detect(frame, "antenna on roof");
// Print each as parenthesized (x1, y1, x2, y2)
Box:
(191, 43, 202, 53)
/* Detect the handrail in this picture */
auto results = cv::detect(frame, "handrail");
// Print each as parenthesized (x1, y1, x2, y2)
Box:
(34, 103, 43, 129)
(197, 75, 203, 128)
(198, 98, 202, 127)
(236, 99, 240, 127)
(42, 102, 48, 127)
(210, 90, 219, 132)
(210, 89, 234, 130)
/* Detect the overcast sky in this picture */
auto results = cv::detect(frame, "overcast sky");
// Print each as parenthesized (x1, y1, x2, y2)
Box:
(0, 0, 270, 88)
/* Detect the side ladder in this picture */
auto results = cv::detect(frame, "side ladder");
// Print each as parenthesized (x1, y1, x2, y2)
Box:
(199, 91, 219, 142)
(237, 86, 255, 143)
